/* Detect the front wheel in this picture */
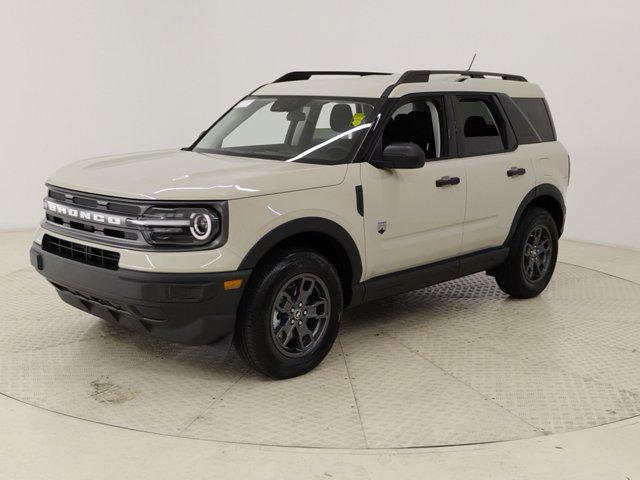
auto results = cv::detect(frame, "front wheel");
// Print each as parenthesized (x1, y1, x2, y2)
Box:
(234, 247, 343, 379)
(495, 207, 558, 298)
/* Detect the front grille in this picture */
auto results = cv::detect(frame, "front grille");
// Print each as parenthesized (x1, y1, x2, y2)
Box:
(48, 188, 143, 216)
(42, 234, 120, 270)
(45, 186, 145, 247)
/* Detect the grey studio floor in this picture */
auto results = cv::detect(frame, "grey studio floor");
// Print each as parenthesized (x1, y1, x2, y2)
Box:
(1, 230, 640, 479)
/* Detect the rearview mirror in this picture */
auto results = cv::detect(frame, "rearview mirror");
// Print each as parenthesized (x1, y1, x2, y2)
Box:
(286, 110, 306, 122)
(370, 142, 426, 169)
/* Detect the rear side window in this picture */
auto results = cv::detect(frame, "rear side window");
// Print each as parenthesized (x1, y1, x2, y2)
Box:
(454, 97, 507, 156)
(513, 98, 556, 142)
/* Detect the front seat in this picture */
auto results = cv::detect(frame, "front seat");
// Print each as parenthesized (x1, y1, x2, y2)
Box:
(406, 111, 436, 158)
(383, 111, 436, 159)
(330, 104, 353, 132)
(383, 113, 410, 146)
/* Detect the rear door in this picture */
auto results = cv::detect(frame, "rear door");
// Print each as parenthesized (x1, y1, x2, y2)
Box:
(452, 95, 535, 254)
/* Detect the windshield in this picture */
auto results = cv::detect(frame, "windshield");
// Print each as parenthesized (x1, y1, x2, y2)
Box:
(193, 96, 378, 164)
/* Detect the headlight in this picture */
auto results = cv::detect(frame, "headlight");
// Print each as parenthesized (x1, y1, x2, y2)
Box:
(127, 206, 221, 247)
(190, 212, 213, 240)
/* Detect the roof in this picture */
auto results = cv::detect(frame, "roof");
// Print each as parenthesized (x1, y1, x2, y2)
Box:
(253, 72, 545, 99)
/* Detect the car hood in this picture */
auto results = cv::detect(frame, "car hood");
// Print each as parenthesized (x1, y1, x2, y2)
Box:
(47, 149, 348, 201)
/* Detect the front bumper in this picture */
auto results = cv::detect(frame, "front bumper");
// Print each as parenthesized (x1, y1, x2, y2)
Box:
(30, 242, 251, 345)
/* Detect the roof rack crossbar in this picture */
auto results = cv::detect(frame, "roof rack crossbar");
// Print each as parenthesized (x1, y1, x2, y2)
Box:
(397, 70, 527, 84)
(274, 71, 392, 83)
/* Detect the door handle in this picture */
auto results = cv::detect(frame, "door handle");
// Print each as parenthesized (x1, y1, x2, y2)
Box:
(507, 167, 526, 177)
(435, 176, 461, 187)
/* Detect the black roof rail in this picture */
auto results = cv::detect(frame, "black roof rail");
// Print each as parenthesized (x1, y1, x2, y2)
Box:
(379, 69, 528, 97)
(396, 70, 527, 84)
(274, 71, 392, 83)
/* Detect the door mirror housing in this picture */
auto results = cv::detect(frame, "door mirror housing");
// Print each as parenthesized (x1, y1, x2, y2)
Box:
(370, 142, 426, 169)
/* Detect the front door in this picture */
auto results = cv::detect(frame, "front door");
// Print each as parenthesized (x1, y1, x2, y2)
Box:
(361, 96, 467, 280)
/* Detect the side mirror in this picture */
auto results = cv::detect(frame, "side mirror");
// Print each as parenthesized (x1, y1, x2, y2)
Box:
(370, 142, 426, 169)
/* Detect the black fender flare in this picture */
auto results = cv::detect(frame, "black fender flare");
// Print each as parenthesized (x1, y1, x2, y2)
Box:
(504, 183, 566, 245)
(238, 217, 363, 285)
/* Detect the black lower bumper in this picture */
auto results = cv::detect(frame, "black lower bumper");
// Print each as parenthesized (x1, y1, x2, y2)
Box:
(30, 243, 251, 346)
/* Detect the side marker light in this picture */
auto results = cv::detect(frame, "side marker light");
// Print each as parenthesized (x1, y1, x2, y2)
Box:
(224, 279, 243, 291)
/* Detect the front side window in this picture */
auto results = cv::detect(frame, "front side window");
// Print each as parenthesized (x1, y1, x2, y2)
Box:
(455, 97, 507, 156)
(194, 96, 378, 164)
(382, 98, 446, 159)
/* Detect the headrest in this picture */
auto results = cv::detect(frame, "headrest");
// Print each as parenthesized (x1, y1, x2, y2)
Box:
(407, 111, 433, 129)
(330, 104, 353, 132)
(464, 116, 489, 137)
(389, 113, 410, 130)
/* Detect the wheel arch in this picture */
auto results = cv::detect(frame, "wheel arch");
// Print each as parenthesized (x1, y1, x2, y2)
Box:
(505, 184, 566, 245)
(238, 217, 363, 306)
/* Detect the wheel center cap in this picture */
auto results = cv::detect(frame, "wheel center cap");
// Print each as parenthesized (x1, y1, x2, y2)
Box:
(294, 310, 302, 319)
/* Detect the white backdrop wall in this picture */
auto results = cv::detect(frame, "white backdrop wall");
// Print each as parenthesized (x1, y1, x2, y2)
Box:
(1, 0, 639, 249)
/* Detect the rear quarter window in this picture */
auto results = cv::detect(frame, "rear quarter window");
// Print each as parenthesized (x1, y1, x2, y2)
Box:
(513, 98, 556, 142)
(498, 95, 540, 145)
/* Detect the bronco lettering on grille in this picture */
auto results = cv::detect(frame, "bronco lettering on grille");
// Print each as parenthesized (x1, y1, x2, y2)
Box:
(44, 200, 124, 226)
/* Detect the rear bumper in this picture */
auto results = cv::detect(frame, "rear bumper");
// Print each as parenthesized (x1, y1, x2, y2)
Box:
(30, 243, 251, 345)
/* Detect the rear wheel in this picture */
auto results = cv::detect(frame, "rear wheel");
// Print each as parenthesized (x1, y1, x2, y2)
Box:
(495, 207, 558, 298)
(234, 247, 342, 379)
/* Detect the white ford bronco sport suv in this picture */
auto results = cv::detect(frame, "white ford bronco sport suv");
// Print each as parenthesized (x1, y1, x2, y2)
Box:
(31, 70, 569, 378)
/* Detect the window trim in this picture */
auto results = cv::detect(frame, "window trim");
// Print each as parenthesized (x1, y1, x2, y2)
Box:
(542, 98, 557, 141)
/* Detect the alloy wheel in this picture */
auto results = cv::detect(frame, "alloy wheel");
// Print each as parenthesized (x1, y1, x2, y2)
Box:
(522, 224, 553, 282)
(270, 274, 331, 358)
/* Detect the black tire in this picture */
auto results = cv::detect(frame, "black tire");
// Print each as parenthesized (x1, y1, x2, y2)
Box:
(233, 247, 343, 379)
(495, 207, 558, 299)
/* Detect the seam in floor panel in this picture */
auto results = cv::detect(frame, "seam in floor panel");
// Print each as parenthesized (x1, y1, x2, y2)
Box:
(385, 333, 546, 434)
(338, 334, 369, 449)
